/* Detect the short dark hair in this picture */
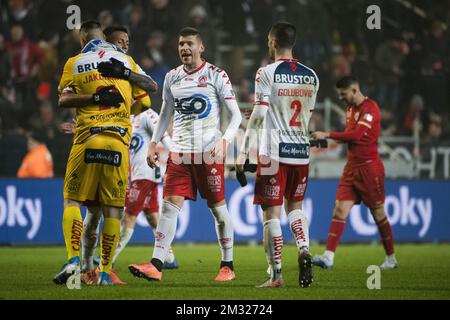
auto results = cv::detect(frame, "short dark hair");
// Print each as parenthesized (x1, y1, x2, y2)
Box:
(79, 20, 102, 33)
(179, 27, 202, 41)
(269, 22, 296, 48)
(103, 25, 129, 38)
(335, 76, 359, 89)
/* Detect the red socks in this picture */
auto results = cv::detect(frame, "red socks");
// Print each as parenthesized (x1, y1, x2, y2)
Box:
(325, 218, 346, 252)
(376, 217, 395, 255)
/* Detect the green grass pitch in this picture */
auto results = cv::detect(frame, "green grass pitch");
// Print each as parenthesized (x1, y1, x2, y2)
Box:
(1, 244, 449, 300)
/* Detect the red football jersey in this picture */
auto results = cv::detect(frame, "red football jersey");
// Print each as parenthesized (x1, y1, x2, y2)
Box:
(329, 98, 381, 165)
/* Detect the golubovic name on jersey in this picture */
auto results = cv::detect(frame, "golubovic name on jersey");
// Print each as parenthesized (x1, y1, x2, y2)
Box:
(274, 74, 317, 85)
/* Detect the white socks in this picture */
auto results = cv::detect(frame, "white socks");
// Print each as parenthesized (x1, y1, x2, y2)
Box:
(112, 226, 134, 264)
(152, 201, 180, 263)
(81, 207, 101, 271)
(152, 226, 176, 263)
(264, 219, 283, 279)
(209, 205, 234, 262)
(288, 209, 310, 253)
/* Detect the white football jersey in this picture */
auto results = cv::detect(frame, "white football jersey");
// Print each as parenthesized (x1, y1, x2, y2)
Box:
(255, 59, 319, 165)
(162, 61, 236, 152)
(129, 109, 170, 182)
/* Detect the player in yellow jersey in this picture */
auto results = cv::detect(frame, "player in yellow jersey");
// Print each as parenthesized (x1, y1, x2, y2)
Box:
(53, 21, 143, 286)
(57, 24, 159, 285)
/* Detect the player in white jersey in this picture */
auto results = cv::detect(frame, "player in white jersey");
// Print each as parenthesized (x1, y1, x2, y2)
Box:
(128, 27, 242, 282)
(236, 22, 319, 288)
(107, 109, 176, 272)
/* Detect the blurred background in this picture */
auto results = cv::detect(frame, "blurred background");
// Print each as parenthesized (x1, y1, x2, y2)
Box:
(0, 0, 449, 179)
(0, 0, 449, 244)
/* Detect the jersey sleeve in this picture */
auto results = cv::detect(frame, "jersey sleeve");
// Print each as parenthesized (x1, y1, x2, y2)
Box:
(134, 63, 147, 76)
(357, 102, 378, 129)
(216, 70, 236, 102)
(58, 57, 76, 95)
(254, 67, 271, 106)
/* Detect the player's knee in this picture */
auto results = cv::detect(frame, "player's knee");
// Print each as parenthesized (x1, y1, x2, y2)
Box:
(333, 206, 348, 220)
(370, 205, 386, 222)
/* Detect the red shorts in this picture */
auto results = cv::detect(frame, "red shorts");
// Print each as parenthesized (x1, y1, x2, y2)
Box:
(336, 160, 385, 208)
(254, 160, 309, 206)
(163, 152, 225, 203)
(125, 179, 159, 216)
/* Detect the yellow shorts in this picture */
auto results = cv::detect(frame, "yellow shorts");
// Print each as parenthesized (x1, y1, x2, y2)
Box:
(63, 133, 129, 207)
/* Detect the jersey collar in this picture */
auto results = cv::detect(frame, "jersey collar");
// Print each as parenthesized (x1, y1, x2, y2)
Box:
(81, 39, 126, 54)
(183, 60, 206, 75)
(276, 58, 299, 62)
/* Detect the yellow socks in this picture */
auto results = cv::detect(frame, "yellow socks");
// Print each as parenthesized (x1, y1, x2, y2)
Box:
(99, 218, 120, 275)
(62, 206, 83, 263)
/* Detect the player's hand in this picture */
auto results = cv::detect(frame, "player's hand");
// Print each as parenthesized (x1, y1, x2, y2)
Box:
(92, 85, 124, 107)
(311, 131, 330, 140)
(98, 57, 131, 80)
(60, 121, 76, 134)
(146, 142, 158, 168)
(235, 152, 248, 174)
(211, 138, 229, 162)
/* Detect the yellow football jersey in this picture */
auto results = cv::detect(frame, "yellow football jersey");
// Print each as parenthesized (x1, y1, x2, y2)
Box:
(58, 40, 148, 145)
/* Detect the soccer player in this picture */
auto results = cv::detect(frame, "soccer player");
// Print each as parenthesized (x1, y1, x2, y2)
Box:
(75, 25, 158, 284)
(110, 108, 177, 269)
(52, 21, 141, 285)
(128, 27, 242, 282)
(311, 76, 398, 270)
(236, 22, 319, 288)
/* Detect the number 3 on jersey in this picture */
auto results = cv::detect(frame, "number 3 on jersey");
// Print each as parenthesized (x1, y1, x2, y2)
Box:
(289, 100, 302, 127)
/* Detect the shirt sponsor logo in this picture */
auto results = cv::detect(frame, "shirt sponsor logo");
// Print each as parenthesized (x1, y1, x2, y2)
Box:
(174, 94, 212, 120)
(274, 74, 316, 85)
(279, 143, 310, 159)
(84, 149, 122, 166)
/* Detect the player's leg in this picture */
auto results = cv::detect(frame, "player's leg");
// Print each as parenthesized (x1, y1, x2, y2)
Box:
(254, 159, 286, 288)
(370, 205, 398, 269)
(96, 205, 122, 285)
(53, 198, 84, 284)
(94, 135, 128, 285)
(207, 199, 235, 281)
(54, 141, 99, 284)
(112, 179, 152, 266)
(111, 212, 137, 264)
(129, 195, 184, 281)
(144, 208, 178, 269)
(283, 164, 313, 287)
(81, 206, 102, 273)
(285, 200, 313, 288)
(196, 153, 235, 281)
(129, 153, 194, 281)
(257, 205, 285, 288)
(78, 206, 102, 285)
(313, 200, 354, 269)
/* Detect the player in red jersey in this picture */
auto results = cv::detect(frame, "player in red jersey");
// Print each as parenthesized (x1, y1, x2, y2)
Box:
(311, 76, 398, 270)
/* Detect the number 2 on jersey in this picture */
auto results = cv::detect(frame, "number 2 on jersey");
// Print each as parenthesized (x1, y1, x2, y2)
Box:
(289, 100, 302, 127)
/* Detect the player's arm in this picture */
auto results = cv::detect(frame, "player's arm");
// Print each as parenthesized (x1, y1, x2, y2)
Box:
(131, 89, 151, 115)
(58, 86, 124, 108)
(311, 121, 370, 142)
(98, 57, 158, 93)
(211, 71, 242, 159)
(236, 68, 270, 172)
(147, 74, 174, 168)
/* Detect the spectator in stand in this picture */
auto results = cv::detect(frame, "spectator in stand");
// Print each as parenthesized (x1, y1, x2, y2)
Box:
(5, 23, 44, 117)
(17, 130, 53, 178)
(374, 36, 409, 112)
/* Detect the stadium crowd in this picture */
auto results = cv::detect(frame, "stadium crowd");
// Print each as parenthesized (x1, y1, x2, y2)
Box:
(0, 0, 449, 177)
